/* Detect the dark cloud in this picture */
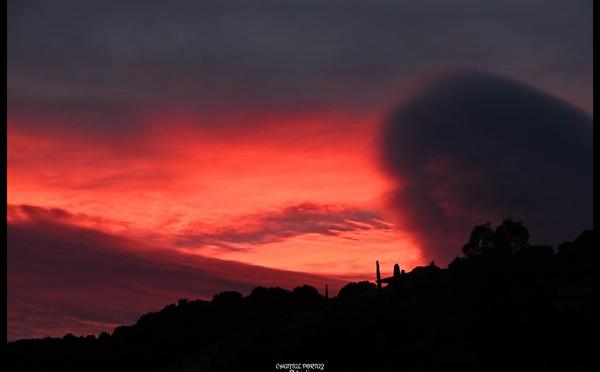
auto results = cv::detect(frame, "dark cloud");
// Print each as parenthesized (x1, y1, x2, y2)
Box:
(175, 202, 392, 249)
(7, 205, 345, 340)
(8, 0, 592, 134)
(380, 70, 592, 263)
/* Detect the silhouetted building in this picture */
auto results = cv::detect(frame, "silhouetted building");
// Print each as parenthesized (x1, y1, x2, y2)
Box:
(376, 261, 404, 288)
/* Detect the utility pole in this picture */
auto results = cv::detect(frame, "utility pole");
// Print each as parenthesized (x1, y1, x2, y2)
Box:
(376, 260, 382, 290)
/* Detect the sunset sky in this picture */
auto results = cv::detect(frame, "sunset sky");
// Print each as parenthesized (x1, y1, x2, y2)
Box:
(7, 0, 593, 340)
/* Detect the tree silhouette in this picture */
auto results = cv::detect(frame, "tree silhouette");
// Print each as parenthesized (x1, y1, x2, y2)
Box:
(493, 218, 530, 254)
(337, 280, 376, 299)
(462, 222, 493, 257)
(462, 219, 530, 257)
(6, 222, 593, 372)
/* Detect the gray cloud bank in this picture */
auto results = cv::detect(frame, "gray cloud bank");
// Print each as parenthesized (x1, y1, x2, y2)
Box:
(8, 0, 592, 134)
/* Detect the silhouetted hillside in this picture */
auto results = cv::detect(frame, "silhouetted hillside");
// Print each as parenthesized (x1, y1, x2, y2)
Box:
(7, 220, 594, 372)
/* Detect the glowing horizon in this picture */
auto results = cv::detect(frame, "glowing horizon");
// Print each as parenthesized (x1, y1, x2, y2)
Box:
(8, 108, 425, 278)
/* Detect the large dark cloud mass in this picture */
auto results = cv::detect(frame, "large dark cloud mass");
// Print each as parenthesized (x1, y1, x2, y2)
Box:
(381, 71, 592, 263)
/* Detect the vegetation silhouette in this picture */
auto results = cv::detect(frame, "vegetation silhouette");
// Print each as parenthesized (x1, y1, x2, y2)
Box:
(7, 219, 593, 371)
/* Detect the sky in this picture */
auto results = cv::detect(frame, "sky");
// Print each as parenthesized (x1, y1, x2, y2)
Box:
(7, 0, 593, 340)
